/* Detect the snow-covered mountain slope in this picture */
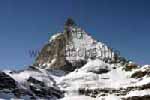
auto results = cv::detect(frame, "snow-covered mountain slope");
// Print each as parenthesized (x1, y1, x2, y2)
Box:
(1, 59, 149, 100)
(0, 18, 150, 100)
(1, 67, 64, 99)
(57, 59, 150, 100)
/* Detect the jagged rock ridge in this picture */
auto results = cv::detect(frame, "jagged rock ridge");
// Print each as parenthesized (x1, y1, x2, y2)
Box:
(34, 18, 120, 72)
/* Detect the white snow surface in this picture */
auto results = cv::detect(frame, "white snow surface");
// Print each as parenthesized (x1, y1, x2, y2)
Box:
(79, 59, 110, 72)
(3, 59, 150, 100)
(57, 59, 150, 100)
(4, 68, 56, 88)
(59, 59, 130, 91)
(65, 26, 114, 63)
(49, 32, 62, 42)
(125, 89, 150, 97)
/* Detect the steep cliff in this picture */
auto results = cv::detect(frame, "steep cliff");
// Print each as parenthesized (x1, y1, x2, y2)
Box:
(34, 18, 118, 72)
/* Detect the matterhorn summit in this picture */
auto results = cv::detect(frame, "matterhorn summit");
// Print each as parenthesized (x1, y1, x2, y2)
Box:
(34, 18, 117, 72)
(0, 19, 150, 100)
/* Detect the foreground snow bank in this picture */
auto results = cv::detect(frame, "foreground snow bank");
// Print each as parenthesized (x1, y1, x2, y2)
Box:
(60, 94, 120, 100)
(1, 60, 150, 100)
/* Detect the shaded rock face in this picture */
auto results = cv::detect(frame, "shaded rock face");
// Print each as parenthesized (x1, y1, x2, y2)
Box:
(89, 68, 109, 74)
(34, 31, 85, 72)
(27, 77, 64, 99)
(35, 33, 69, 69)
(131, 71, 149, 78)
(0, 69, 64, 99)
(124, 63, 138, 71)
(123, 95, 150, 100)
(0, 71, 16, 90)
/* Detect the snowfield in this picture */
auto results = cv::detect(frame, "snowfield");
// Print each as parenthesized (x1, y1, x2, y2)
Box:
(3, 59, 149, 99)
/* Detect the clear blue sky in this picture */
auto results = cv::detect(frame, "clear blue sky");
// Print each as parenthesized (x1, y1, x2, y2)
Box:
(0, 0, 150, 69)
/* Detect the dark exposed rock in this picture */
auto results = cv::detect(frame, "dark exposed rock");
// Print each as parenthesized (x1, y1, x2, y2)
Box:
(28, 65, 41, 71)
(0, 71, 64, 99)
(122, 95, 150, 100)
(131, 71, 148, 78)
(27, 77, 64, 98)
(65, 18, 76, 27)
(124, 63, 138, 71)
(78, 83, 150, 99)
(0, 72, 35, 99)
(139, 83, 150, 90)
(78, 88, 124, 98)
(12, 88, 34, 99)
(34, 32, 73, 71)
(131, 67, 150, 78)
(29, 83, 64, 98)
(0, 72, 16, 90)
(27, 77, 45, 87)
(89, 68, 109, 74)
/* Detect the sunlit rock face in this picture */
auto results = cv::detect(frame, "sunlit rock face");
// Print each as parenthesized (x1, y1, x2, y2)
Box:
(34, 18, 117, 72)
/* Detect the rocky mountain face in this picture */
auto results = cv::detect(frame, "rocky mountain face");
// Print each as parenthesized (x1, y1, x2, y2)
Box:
(0, 19, 150, 100)
(34, 18, 118, 72)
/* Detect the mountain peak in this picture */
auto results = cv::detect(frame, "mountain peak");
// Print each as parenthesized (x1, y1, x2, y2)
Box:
(34, 19, 121, 72)
(65, 17, 76, 27)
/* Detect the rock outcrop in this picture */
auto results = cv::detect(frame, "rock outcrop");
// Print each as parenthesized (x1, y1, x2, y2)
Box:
(0, 68, 64, 99)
